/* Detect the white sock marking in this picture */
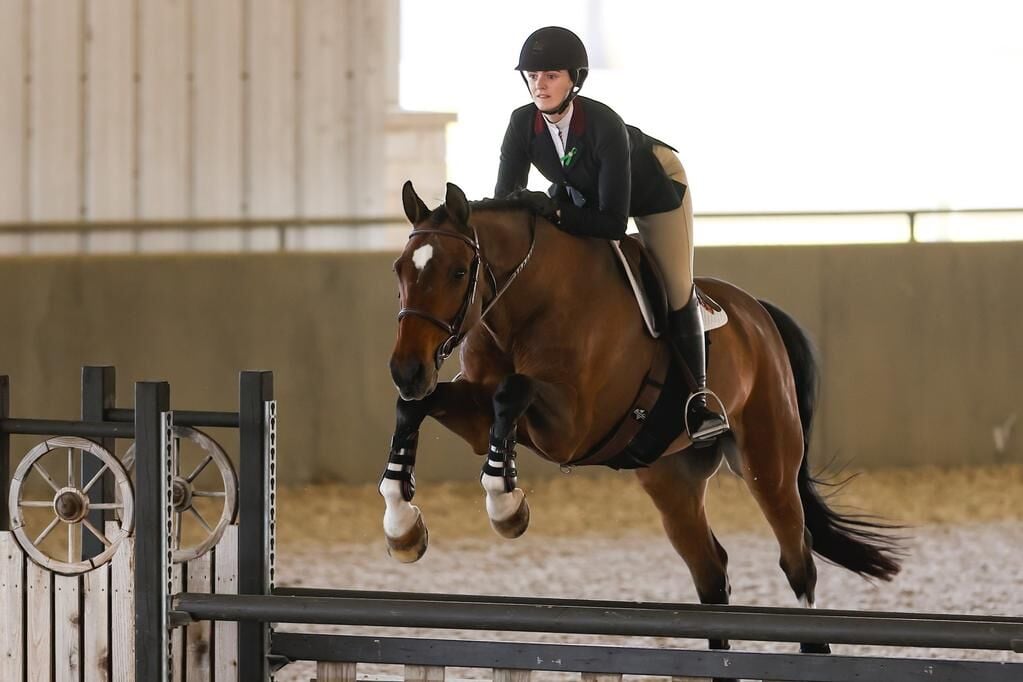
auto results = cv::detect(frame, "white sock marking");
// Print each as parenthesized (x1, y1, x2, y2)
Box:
(379, 477, 421, 538)
(481, 474, 522, 521)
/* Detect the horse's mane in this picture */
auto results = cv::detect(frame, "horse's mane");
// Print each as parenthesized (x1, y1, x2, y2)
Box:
(424, 198, 536, 224)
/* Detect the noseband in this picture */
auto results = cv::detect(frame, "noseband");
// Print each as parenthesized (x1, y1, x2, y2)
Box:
(397, 215, 536, 370)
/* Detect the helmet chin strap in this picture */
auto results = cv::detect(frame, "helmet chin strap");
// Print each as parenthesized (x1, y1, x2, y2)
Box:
(519, 72, 583, 118)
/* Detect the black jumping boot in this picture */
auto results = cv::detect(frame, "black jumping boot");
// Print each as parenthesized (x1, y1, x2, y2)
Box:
(667, 290, 729, 446)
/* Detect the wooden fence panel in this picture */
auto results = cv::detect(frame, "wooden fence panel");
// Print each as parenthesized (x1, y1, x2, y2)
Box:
(54, 574, 81, 682)
(214, 525, 239, 682)
(185, 552, 213, 680)
(27, 561, 53, 682)
(84, 566, 111, 682)
(111, 530, 135, 682)
(0, 532, 25, 680)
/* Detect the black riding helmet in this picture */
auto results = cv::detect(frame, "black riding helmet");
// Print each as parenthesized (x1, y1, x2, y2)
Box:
(516, 26, 589, 115)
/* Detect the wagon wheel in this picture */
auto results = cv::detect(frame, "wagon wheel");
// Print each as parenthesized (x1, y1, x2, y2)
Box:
(8, 436, 134, 575)
(123, 425, 238, 563)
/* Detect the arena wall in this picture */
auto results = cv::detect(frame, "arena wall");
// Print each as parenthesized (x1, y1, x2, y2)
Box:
(1, 241, 1019, 483)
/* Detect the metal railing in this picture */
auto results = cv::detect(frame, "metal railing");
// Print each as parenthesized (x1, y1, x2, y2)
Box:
(0, 206, 1021, 247)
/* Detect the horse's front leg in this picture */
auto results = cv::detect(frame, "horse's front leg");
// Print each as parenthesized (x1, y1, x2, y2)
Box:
(482, 372, 577, 539)
(380, 380, 493, 562)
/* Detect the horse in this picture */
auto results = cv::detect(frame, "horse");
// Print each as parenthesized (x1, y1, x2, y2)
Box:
(381, 180, 902, 662)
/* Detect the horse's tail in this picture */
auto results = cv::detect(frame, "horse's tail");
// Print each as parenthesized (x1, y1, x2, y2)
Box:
(758, 299, 903, 581)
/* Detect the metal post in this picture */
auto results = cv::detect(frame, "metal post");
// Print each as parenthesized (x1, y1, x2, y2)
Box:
(0, 376, 9, 531)
(82, 366, 116, 559)
(238, 371, 274, 682)
(135, 381, 171, 682)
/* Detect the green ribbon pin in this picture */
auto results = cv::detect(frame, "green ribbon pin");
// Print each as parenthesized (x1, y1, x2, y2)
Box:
(561, 147, 578, 167)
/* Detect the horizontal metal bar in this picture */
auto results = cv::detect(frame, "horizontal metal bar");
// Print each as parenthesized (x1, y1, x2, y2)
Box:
(0, 418, 134, 439)
(0, 215, 406, 233)
(2, 207, 1020, 234)
(173, 593, 1023, 651)
(106, 408, 239, 428)
(274, 587, 1023, 625)
(271, 633, 1023, 682)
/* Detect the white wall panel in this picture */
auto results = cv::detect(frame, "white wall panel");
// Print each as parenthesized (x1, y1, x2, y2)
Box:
(29, 0, 83, 253)
(247, 0, 297, 227)
(0, 1, 27, 253)
(139, 0, 188, 251)
(193, 0, 243, 250)
(85, 0, 137, 254)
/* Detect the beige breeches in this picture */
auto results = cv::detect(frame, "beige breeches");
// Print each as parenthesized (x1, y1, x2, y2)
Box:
(633, 145, 695, 309)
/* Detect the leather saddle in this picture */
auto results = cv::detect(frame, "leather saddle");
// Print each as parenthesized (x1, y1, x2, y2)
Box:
(611, 236, 728, 337)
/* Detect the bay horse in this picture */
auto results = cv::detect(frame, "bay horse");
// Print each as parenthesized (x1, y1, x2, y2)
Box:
(382, 181, 902, 659)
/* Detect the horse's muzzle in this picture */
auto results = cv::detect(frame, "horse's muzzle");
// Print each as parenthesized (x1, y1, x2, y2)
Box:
(390, 356, 436, 401)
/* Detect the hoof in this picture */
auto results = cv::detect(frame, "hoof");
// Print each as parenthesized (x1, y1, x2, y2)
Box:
(490, 493, 530, 539)
(385, 512, 429, 563)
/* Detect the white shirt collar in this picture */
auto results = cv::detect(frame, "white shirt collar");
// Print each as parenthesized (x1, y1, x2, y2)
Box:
(542, 102, 574, 161)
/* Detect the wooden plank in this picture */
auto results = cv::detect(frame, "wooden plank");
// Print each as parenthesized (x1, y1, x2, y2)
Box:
(139, 0, 189, 250)
(85, 0, 137, 254)
(185, 552, 212, 681)
(492, 671, 531, 682)
(213, 525, 238, 682)
(0, 0, 27, 253)
(54, 574, 81, 682)
(27, 560, 53, 682)
(0, 532, 25, 680)
(172, 563, 184, 682)
(29, 0, 84, 253)
(581, 675, 622, 682)
(246, 0, 297, 227)
(404, 665, 445, 681)
(83, 565, 110, 682)
(110, 528, 135, 682)
(316, 661, 356, 682)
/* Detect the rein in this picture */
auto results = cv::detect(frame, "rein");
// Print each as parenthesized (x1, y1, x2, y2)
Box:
(397, 212, 537, 369)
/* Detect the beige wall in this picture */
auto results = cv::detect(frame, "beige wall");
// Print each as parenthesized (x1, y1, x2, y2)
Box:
(1, 242, 1020, 484)
(0, 0, 453, 254)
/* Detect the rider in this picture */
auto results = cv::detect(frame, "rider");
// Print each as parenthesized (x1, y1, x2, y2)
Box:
(494, 26, 728, 445)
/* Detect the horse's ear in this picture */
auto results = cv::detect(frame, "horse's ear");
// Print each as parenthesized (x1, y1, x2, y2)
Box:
(444, 182, 471, 227)
(402, 180, 429, 225)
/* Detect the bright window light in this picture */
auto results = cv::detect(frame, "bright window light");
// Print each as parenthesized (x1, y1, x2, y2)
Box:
(400, 1, 1023, 244)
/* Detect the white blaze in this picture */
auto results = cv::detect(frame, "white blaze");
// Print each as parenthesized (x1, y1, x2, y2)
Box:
(412, 244, 434, 271)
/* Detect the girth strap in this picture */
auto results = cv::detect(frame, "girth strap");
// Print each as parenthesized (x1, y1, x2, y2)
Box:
(568, 342, 672, 467)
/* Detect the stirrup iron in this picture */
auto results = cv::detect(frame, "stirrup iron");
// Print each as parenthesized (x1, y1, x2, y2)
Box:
(684, 388, 730, 443)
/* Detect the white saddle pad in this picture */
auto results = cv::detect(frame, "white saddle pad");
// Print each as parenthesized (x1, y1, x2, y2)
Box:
(611, 240, 728, 338)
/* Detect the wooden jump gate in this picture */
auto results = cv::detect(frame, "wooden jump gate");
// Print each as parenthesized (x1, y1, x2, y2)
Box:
(1, 367, 1021, 682)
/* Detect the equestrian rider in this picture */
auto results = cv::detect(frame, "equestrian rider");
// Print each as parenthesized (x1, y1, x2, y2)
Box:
(494, 26, 728, 445)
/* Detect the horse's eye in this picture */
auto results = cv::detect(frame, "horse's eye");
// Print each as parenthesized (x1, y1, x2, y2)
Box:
(453, 269, 467, 280)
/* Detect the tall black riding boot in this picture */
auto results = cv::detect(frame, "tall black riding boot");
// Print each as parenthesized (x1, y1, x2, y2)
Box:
(667, 290, 729, 446)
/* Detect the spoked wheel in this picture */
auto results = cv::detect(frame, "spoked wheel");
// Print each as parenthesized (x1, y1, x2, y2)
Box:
(123, 425, 237, 563)
(8, 437, 134, 575)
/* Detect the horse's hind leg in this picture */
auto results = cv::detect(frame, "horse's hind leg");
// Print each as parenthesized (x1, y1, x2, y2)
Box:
(740, 419, 831, 654)
(635, 449, 732, 654)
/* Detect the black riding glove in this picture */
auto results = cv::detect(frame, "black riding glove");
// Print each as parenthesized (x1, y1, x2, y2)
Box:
(506, 189, 560, 224)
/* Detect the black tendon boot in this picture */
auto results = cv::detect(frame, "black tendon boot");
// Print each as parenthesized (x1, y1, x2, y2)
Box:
(668, 291, 729, 446)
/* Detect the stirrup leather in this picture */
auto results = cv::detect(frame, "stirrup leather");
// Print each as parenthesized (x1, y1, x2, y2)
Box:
(684, 388, 730, 442)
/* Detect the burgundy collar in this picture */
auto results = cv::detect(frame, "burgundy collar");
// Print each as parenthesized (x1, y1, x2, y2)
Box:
(533, 98, 587, 136)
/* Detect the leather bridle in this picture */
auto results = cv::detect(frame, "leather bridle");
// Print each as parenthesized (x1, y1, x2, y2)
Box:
(397, 214, 536, 369)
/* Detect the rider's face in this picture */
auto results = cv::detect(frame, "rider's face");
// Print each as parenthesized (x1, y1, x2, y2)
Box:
(525, 70, 573, 112)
